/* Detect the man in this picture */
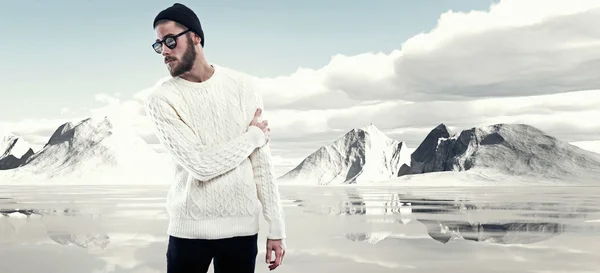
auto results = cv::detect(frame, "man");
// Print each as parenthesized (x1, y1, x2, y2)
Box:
(143, 3, 286, 272)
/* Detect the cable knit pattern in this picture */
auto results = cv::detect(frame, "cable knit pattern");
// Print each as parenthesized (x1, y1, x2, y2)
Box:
(144, 64, 286, 240)
(244, 78, 287, 240)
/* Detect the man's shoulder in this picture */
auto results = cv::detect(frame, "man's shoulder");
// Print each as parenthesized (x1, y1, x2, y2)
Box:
(215, 64, 259, 88)
(143, 77, 175, 100)
(213, 64, 265, 108)
(143, 77, 178, 106)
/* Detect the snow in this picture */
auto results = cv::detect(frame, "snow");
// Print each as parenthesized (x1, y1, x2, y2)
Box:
(0, 116, 172, 185)
(2, 117, 599, 187)
(279, 123, 600, 186)
(0, 133, 34, 170)
(0, 134, 32, 160)
(400, 123, 600, 185)
(278, 123, 411, 185)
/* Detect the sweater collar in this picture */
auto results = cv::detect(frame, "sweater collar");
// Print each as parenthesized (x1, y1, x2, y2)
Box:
(172, 64, 221, 88)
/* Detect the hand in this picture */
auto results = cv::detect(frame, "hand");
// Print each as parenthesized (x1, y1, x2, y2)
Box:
(249, 108, 270, 143)
(265, 238, 285, 270)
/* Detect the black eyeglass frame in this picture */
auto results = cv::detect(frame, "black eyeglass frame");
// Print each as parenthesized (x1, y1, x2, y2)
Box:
(152, 29, 191, 54)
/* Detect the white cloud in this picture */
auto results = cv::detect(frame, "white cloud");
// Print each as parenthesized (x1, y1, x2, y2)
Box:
(257, 0, 600, 108)
(94, 93, 121, 105)
(3, 0, 600, 175)
(257, 51, 401, 110)
(60, 107, 74, 116)
(327, 89, 600, 129)
(0, 118, 77, 151)
(572, 140, 600, 154)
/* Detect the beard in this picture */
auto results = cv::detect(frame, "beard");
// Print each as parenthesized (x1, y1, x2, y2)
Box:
(166, 36, 196, 77)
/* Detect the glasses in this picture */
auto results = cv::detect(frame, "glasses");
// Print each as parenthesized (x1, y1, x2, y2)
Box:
(152, 29, 191, 54)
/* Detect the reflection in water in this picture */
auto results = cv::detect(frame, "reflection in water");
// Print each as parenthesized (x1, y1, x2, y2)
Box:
(417, 218, 564, 244)
(293, 187, 588, 246)
(0, 185, 599, 272)
(408, 196, 565, 244)
(1, 186, 593, 249)
(0, 207, 110, 249)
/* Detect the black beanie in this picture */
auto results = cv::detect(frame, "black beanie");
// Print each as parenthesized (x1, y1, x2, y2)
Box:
(153, 3, 204, 47)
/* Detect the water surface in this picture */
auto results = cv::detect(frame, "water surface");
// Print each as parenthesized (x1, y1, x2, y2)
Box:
(1, 185, 599, 273)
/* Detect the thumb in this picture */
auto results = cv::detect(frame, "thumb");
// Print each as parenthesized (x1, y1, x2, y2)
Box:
(266, 248, 272, 263)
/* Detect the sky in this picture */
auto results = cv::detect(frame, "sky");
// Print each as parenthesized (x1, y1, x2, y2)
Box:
(2, 0, 600, 176)
(0, 0, 497, 121)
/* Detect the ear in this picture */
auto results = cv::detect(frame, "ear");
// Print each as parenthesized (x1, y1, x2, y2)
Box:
(194, 33, 201, 46)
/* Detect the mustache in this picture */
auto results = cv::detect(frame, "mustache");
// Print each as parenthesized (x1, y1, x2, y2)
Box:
(164, 57, 177, 63)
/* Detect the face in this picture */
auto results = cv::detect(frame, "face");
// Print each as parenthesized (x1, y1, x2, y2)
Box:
(154, 21, 197, 77)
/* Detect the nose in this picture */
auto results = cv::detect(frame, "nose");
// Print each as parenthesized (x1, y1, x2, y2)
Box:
(161, 44, 171, 56)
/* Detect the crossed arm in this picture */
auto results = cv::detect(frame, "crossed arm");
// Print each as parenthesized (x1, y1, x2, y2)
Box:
(145, 87, 286, 240)
(245, 80, 287, 241)
(144, 94, 267, 182)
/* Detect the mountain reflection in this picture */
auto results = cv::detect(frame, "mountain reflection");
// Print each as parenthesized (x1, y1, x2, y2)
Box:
(299, 187, 571, 245)
(0, 207, 110, 249)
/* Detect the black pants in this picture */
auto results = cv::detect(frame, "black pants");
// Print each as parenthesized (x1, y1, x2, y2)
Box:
(166, 233, 258, 273)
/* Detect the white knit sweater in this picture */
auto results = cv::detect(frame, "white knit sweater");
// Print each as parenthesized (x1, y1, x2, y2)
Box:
(144, 64, 286, 240)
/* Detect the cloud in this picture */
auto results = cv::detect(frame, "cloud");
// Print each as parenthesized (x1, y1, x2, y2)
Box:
(324, 89, 600, 144)
(572, 140, 600, 154)
(328, 89, 600, 127)
(0, 118, 78, 151)
(4, 0, 600, 175)
(60, 107, 75, 116)
(94, 93, 121, 105)
(257, 51, 400, 110)
(256, 0, 600, 109)
(88, 89, 159, 145)
(389, 6, 600, 101)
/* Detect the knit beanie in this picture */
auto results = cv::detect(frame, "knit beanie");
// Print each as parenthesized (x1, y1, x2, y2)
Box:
(153, 3, 205, 47)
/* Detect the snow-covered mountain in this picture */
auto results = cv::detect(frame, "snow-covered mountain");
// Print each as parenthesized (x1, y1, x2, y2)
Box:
(401, 123, 600, 181)
(3, 117, 598, 186)
(0, 116, 171, 185)
(278, 124, 411, 185)
(277, 122, 600, 186)
(0, 134, 34, 170)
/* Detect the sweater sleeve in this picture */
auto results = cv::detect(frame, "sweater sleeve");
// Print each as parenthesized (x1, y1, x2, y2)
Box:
(145, 93, 267, 182)
(246, 80, 286, 240)
(250, 143, 286, 239)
